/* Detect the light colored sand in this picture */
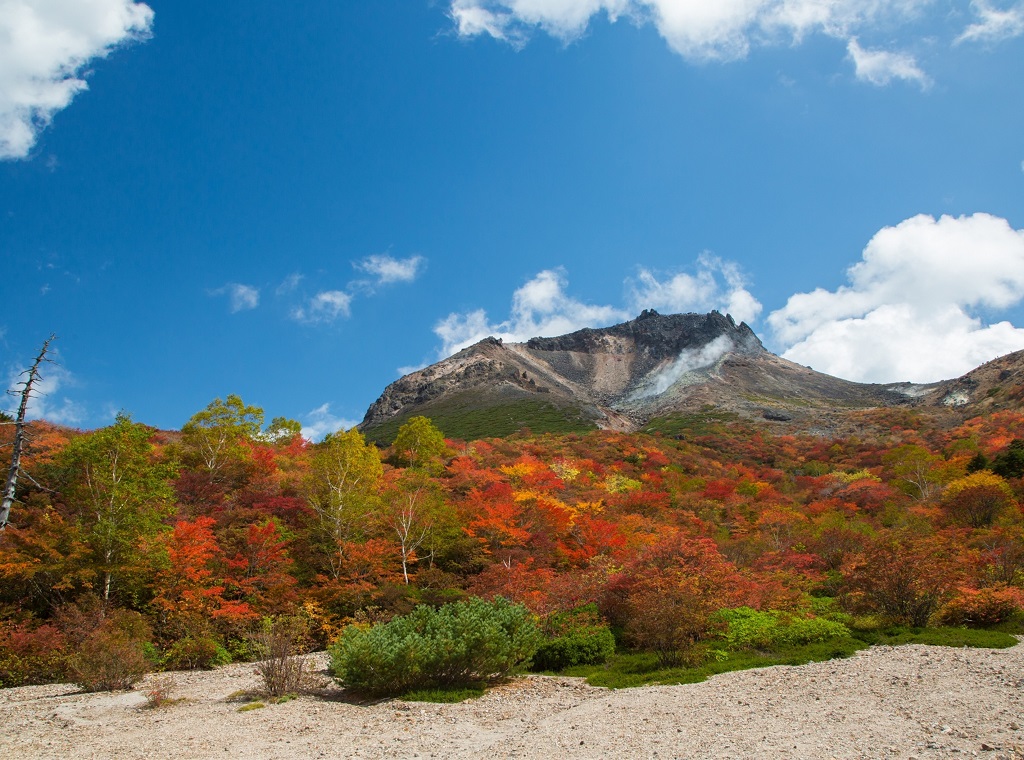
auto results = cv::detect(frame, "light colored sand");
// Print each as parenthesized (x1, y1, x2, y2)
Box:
(2, 642, 1022, 759)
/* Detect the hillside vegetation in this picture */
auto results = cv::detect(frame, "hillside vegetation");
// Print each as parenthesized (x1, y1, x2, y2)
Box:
(2, 395, 1024, 694)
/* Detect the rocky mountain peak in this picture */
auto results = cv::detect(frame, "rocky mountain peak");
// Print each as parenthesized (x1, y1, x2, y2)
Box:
(524, 309, 764, 358)
(360, 311, 778, 435)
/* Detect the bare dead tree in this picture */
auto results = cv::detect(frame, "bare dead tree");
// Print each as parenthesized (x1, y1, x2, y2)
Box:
(1, 335, 56, 533)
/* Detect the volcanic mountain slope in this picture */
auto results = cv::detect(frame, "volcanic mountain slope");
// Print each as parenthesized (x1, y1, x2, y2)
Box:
(922, 348, 1024, 414)
(359, 310, 955, 443)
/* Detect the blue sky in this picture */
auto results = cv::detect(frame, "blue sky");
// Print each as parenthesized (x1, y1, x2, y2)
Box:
(2, 0, 1023, 437)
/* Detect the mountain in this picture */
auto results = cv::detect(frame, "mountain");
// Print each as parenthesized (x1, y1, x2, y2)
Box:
(358, 309, 1024, 443)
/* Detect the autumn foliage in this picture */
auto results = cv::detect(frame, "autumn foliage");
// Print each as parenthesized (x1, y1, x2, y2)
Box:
(2, 398, 1024, 687)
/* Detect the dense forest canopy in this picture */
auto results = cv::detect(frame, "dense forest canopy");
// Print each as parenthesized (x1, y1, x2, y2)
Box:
(2, 393, 1023, 687)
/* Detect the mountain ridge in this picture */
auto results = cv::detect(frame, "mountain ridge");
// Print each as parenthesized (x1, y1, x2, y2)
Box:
(359, 310, 1024, 443)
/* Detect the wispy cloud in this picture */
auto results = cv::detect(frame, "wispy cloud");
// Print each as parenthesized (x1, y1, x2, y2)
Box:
(767, 213, 1024, 383)
(292, 290, 353, 324)
(847, 38, 931, 89)
(211, 283, 260, 313)
(286, 253, 426, 324)
(355, 254, 425, 286)
(0, 0, 154, 160)
(275, 273, 303, 296)
(956, 1, 1024, 45)
(301, 403, 360, 441)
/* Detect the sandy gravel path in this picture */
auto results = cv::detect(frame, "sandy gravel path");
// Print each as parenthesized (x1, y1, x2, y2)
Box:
(1, 642, 1022, 759)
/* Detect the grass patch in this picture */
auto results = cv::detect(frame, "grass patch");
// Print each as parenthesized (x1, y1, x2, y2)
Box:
(365, 397, 598, 445)
(560, 625, 1019, 689)
(851, 626, 1019, 649)
(400, 685, 486, 703)
(564, 638, 865, 689)
(237, 702, 266, 712)
(643, 410, 741, 439)
(225, 689, 258, 703)
(268, 693, 299, 704)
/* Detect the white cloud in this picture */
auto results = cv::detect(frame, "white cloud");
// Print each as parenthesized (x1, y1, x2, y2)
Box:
(628, 254, 762, 324)
(355, 254, 426, 285)
(6, 360, 84, 425)
(211, 283, 259, 313)
(0, 0, 154, 159)
(956, 1, 1024, 44)
(275, 273, 303, 296)
(767, 213, 1024, 383)
(847, 38, 931, 88)
(434, 268, 628, 356)
(397, 362, 430, 376)
(448, 1, 939, 62)
(301, 403, 360, 442)
(292, 290, 353, 324)
(433, 259, 761, 358)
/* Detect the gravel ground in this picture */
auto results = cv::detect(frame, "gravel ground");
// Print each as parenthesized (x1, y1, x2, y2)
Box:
(1, 641, 1022, 759)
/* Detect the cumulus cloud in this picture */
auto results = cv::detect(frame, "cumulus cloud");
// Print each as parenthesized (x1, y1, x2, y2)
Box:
(355, 254, 426, 285)
(211, 283, 259, 313)
(6, 360, 84, 425)
(448, 0, 939, 63)
(0, 0, 154, 159)
(767, 213, 1024, 383)
(432, 259, 759, 359)
(434, 268, 629, 356)
(847, 38, 930, 88)
(292, 290, 353, 324)
(301, 402, 361, 441)
(628, 254, 762, 324)
(956, 1, 1024, 44)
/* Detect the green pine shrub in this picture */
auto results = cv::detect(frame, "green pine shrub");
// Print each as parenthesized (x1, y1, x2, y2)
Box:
(532, 605, 616, 671)
(328, 596, 541, 697)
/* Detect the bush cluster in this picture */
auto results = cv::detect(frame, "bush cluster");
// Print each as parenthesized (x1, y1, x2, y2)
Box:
(251, 615, 313, 697)
(715, 607, 851, 651)
(937, 586, 1023, 628)
(0, 622, 67, 687)
(328, 597, 541, 697)
(68, 610, 152, 692)
(532, 605, 615, 671)
(164, 636, 231, 670)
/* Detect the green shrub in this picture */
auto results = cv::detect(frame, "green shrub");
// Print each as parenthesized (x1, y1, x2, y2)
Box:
(533, 626, 616, 671)
(716, 607, 850, 651)
(165, 637, 231, 670)
(328, 596, 541, 697)
(533, 606, 616, 671)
